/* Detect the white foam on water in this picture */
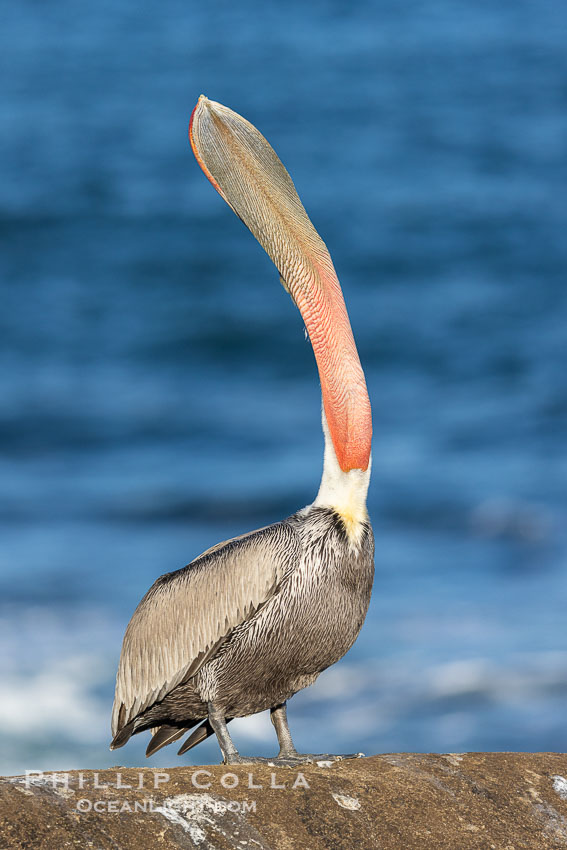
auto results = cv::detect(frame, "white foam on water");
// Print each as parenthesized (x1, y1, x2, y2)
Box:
(2, 603, 567, 773)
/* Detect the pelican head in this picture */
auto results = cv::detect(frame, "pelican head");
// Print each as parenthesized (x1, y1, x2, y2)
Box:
(189, 96, 372, 473)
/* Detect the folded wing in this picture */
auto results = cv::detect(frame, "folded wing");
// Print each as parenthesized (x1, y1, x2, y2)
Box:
(111, 521, 299, 738)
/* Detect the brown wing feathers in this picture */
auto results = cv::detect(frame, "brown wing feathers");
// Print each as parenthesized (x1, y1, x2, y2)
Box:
(111, 521, 298, 748)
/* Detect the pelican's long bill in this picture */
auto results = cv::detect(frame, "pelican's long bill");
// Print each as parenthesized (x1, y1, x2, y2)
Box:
(189, 96, 372, 472)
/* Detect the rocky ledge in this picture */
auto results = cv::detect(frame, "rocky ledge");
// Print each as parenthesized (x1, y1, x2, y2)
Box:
(2, 753, 567, 849)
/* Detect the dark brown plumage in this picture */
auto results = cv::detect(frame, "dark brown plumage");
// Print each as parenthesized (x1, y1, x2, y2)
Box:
(112, 509, 373, 758)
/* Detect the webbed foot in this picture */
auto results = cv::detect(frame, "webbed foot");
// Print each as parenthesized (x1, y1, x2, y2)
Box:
(222, 754, 274, 765)
(277, 751, 364, 766)
(222, 752, 363, 767)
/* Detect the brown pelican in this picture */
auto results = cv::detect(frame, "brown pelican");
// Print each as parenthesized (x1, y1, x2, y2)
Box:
(110, 97, 374, 765)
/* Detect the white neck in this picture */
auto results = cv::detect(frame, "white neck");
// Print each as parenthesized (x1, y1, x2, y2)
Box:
(311, 410, 371, 541)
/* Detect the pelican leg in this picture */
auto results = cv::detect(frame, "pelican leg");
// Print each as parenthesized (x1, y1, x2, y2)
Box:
(207, 702, 269, 765)
(270, 701, 364, 765)
(207, 702, 239, 762)
(209, 700, 363, 766)
(270, 702, 299, 758)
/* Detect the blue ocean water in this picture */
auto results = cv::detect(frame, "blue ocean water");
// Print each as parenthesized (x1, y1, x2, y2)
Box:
(1, 0, 566, 773)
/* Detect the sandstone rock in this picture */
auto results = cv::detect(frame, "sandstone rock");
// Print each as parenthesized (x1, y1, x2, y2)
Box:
(2, 753, 567, 849)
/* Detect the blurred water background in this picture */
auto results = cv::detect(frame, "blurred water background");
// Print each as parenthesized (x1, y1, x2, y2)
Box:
(1, 0, 566, 774)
